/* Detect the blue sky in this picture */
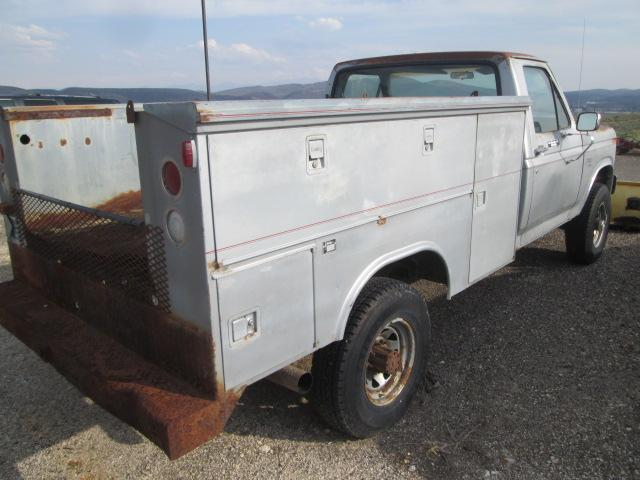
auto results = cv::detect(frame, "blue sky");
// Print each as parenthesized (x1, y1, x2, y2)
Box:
(1, 0, 639, 91)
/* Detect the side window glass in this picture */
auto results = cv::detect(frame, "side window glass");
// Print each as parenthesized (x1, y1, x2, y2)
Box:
(342, 74, 381, 98)
(553, 88, 570, 130)
(523, 67, 558, 133)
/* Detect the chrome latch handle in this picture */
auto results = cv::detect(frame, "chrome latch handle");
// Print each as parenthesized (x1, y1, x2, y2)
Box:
(534, 145, 548, 156)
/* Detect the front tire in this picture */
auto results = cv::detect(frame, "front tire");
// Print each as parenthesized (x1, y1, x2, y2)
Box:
(565, 183, 611, 265)
(311, 277, 430, 438)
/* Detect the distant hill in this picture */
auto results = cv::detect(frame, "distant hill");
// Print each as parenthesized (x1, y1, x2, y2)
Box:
(0, 82, 328, 103)
(1, 83, 639, 111)
(213, 82, 328, 100)
(565, 89, 640, 112)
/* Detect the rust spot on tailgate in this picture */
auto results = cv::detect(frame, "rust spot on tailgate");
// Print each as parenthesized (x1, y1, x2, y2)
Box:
(60, 138, 67, 146)
(94, 190, 143, 216)
(4, 107, 112, 122)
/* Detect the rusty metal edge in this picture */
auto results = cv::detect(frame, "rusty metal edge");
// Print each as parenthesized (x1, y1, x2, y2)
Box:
(3, 107, 112, 121)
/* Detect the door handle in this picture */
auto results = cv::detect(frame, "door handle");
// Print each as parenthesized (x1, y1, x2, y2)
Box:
(536, 139, 560, 156)
(534, 145, 548, 156)
(564, 157, 579, 165)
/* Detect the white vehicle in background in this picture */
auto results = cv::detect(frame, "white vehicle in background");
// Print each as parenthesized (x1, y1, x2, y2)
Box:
(0, 52, 615, 458)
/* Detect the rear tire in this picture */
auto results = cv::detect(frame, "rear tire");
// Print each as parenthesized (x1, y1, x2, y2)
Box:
(311, 277, 430, 438)
(564, 183, 611, 265)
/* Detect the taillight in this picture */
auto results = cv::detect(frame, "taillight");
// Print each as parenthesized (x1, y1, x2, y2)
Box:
(162, 161, 181, 196)
(182, 140, 196, 168)
(0, 144, 4, 163)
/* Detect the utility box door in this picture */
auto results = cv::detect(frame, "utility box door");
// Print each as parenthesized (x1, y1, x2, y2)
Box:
(469, 112, 525, 283)
(217, 248, 315, 389)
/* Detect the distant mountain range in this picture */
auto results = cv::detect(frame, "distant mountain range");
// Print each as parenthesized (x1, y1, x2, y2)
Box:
(1, 83, 639, 111)
(564, 89, 640, 112)
(0, 83, 328, 103)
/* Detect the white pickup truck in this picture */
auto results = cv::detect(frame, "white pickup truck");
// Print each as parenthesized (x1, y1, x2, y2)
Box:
(0, 51, 616, 458)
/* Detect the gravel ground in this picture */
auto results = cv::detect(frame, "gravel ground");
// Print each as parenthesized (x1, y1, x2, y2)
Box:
(0, 212, 639, 479)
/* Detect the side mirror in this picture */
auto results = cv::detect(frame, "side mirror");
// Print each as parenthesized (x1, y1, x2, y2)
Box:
(576, 112, 601, 132)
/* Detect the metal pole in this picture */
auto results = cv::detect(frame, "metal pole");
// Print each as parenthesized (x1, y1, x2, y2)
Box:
(201, 0, 212, 101)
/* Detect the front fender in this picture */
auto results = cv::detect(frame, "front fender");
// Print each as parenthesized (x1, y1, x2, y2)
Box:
(587, 158, 614, 194)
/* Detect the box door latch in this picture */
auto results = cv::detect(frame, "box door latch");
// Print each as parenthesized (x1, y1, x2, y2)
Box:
(307, 135, 327, 174)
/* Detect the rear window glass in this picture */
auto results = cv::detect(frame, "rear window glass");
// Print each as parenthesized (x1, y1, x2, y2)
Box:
(335, 64, 498, 98)
(342, 74, 381, 98)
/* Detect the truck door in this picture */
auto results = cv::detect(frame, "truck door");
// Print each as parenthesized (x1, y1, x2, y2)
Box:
(469, 112, 526, 283)
(514, 61, 584, 229)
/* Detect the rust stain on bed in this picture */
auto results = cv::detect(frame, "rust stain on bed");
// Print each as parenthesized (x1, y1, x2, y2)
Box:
(17, 190, 143, 231)
(94, 190, 143, 216)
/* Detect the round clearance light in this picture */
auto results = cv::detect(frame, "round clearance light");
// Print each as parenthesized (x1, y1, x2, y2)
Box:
(166, 210, 186, 244)
(162, 161, 181, 196)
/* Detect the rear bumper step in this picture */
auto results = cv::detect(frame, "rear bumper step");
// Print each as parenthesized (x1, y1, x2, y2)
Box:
(0, 280, 239, 459)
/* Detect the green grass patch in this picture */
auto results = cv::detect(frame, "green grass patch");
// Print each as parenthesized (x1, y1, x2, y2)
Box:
(602, 113, 640, 141)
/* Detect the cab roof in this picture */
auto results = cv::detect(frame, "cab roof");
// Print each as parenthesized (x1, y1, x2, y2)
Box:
(333, 51, 542, 71)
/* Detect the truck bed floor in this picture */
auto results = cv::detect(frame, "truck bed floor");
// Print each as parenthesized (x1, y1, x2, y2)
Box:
(0, 280, 238, 459)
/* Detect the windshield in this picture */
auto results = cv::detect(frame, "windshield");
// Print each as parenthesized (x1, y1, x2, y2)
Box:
(334, 64, 499, 98)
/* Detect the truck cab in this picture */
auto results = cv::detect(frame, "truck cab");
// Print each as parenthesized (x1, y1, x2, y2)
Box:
(328, 51, 616, 249)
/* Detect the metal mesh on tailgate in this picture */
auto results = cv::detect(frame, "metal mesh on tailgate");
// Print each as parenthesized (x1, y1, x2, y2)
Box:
(12, 189, 170, 312)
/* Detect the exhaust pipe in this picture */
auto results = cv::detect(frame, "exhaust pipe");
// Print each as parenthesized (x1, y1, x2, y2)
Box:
(267, 365, 313, 395)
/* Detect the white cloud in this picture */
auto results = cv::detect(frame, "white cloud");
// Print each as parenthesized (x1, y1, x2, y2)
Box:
(309, 17, 343, 31)
(0, 23, 64, 51)
(192, 39, 285, 63)
(123, 49, 141, 59)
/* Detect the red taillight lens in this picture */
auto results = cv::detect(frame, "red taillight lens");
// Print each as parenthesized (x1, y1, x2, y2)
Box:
(162, 161, 181, 196)
(182, 140, 194, 168)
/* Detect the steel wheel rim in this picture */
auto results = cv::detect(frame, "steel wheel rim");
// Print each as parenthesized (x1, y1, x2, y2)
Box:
(364, 317, 416, 406)
(593, 202, 608, 248)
